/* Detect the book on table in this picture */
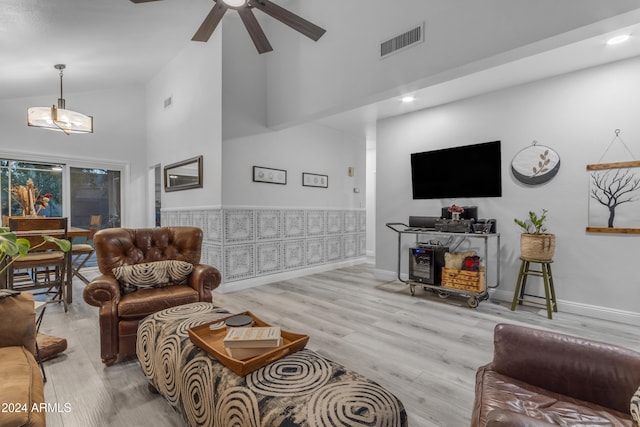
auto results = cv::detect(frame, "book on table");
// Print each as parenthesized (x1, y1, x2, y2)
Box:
(224, 346, 281, 360)
(223, 326, 281, 360)
(223, 326, 281, 348)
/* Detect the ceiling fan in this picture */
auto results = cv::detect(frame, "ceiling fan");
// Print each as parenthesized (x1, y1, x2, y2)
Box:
(130, 0, 326, 54)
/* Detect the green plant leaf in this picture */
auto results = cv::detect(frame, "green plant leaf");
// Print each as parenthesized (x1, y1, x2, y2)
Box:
(16, 238, 31, 256)
(514, 209, 550, 234)
(43, 236, 71, 252)
(0, 232, 30, 257)
(0, 232, 32, 276)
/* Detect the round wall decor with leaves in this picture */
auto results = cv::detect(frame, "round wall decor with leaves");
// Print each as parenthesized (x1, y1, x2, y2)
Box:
(511, 142, 561, 185)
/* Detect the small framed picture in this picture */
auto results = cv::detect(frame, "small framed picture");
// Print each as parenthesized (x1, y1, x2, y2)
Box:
(302, 172, 328, 188)
(253, 166, 287, 185)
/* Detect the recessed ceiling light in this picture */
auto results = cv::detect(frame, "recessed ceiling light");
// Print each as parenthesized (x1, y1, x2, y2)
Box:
(401, 96, 415, 103)
(607, 34, 630, 45)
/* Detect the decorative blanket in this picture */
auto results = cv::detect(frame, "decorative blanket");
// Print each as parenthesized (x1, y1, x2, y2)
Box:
(137, 302, 408, 427)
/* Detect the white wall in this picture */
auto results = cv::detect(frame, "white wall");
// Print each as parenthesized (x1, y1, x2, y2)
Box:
(146, 36, 223, 215)
(366, 144, 376, 258)
(0, 86, 147, 227)
(216, 117, 367, 288)
(148, 28, 370, 287)
(221, 16, 269, 141)
(222, 122, 365, 209)
(376, 55, 640, 324)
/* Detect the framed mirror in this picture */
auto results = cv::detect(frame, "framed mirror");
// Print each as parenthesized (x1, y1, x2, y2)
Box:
(164, 155, 203, 192)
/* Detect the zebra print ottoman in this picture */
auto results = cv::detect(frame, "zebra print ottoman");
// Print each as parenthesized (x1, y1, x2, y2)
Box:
(137, 302, 408, 427)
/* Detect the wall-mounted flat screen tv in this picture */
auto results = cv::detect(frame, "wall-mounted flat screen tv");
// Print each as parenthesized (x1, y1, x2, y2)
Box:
(411, 140, 502, 199)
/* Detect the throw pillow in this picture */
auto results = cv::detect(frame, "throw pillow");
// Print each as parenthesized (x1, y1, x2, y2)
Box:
(164, 260, 194, 283)
(112, 260, 193, 293)
(632, 385, 640, 426)
(444, 251, 477, 270)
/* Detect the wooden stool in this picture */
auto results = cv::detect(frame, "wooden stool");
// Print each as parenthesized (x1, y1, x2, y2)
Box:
(511, 257, 557, 319)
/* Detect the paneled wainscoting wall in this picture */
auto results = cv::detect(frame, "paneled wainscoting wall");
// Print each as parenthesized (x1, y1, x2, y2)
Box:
(161, 208, 366, 287)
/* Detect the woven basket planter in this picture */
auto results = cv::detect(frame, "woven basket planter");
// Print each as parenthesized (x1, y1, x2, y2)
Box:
(520, 233, 556, 260)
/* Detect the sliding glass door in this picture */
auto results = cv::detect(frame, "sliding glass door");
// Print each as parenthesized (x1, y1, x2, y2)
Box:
(69, 167, 121, 229)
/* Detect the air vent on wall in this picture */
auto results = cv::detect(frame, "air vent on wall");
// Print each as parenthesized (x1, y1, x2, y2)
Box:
(380, 23, 424, 58)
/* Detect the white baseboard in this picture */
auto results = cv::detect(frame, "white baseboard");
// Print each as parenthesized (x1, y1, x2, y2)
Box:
(218, 258, 368, 294)
(489, 289, 640, 327)
(375, 268, 640, 327)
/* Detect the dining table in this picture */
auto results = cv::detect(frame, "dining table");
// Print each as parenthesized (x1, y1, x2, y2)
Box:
(1, 218, 93, 306)
(6, 224, 91, 304)
(68, 226, 91, 239)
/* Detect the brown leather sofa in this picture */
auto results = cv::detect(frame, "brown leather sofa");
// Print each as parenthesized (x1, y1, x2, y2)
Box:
(472, 323, 640, 426)
(0, 292, 46, 427)
(83, 227, 221, 366)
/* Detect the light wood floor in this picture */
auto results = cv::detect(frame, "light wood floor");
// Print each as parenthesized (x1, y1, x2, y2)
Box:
(40, 264, 639, 427)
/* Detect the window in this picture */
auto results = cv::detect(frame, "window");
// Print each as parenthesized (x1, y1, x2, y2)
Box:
(0, 160, 63, 218)
(1, 159, 123, 229)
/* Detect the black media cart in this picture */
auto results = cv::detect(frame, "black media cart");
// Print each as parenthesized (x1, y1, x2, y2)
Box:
(386, 222, 501, 308)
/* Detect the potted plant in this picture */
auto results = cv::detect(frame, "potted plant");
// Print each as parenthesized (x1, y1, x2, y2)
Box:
(514, 209, 556, 260)
(0, 227, 70, 276)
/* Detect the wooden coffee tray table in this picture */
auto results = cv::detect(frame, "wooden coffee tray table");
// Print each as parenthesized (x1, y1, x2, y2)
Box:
(188, 311, 309, 376)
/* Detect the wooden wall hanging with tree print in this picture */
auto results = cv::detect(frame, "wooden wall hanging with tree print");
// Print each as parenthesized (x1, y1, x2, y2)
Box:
(586, 160, 640, 234)
(587, 130, 640, 234)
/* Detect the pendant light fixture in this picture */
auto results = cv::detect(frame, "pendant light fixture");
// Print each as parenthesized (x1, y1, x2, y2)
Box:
(27, 64, 93, 135)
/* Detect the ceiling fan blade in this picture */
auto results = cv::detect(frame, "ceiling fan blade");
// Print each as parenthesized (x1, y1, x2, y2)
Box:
(130, 0, 163, 3)
(238, 7, 273, 54)
(192, 3, 228, 42)
(250, 0, 325, 41)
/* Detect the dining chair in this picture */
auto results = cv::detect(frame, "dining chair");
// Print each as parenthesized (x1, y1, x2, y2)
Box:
(7, 217, 69, 311)
(70, 215, 101, 285)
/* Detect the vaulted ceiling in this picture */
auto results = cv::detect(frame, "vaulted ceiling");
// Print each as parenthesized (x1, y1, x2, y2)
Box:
(3, 0, 640, 138)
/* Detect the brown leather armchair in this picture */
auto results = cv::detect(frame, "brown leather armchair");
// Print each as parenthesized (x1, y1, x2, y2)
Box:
(83, 227, 221, 366)
(0, 292, 46, 427)
(472, 323, 640, 426)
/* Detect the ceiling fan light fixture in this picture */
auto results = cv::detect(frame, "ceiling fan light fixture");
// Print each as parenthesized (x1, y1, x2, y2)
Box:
(221, 0, 247, 9)
(26, 64, 93, 135)
(133, 0, 325, 53)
